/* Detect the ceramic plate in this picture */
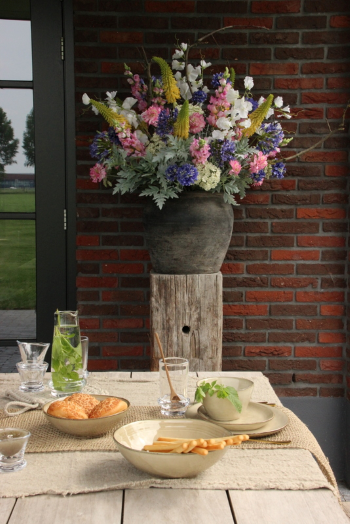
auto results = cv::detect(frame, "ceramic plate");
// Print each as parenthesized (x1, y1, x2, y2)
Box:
(186, 403, 289, 437)
(197, 402, 274, 431)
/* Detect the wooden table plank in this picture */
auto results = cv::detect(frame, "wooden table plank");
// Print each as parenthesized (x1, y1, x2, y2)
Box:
(0, 498, 16, 524)
(229, 489, 349, 524)
(124, 489, 235, 524)
(8, 492, 123, 524)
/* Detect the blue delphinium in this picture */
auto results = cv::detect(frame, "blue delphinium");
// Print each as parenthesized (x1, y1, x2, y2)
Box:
(258, 122, 284, 154)
(210, 139, 235, 167)
(251, 169, 266, 184)
(271, 162, 286, 179)
(89, 131, 110, 161)
(246, 97, 259, 112)
(165, 164, 198, 186)
(156, 108, 178, 138)
(108, 126, 121, 146)
(191, 89, 207, 105)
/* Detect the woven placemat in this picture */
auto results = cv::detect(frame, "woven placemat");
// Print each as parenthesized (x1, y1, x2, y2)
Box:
(0, 404, 338, 499)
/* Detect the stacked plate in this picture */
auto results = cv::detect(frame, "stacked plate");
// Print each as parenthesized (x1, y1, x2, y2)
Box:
(188, 402, 289, 437)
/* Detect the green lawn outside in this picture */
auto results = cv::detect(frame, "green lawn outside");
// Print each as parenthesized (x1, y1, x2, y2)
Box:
(0, 189, 35, 213)
(0, 219, 36, 310)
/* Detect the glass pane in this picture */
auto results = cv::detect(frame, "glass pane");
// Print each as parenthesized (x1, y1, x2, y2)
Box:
(0, 88, 35, 212)
(0, 19, 32, 80)
(0, 219, 36, 339)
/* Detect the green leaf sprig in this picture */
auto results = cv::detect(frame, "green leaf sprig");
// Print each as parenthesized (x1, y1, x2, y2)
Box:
(195, 380, 242, 413)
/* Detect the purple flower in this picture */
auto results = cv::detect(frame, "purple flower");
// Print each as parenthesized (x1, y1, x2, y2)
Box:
(245, 97, 259, 112)
(209, 139, 235, 167)
(250, 169, 266, 184)
(89, 131, 110, 161)
(156, 108, 178, 137)
(191, 89, 208, 104)
(108, 126, 121, 145)
(165, 163, 198, 186)
(271, 162, 286, 179)
(257, 122, 284, 154)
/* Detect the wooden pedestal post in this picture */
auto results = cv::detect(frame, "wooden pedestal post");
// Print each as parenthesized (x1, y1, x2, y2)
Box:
(150, 272, 223, 372)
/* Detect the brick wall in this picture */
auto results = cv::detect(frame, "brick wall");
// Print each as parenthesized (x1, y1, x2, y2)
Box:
(74, 0, 350, 396)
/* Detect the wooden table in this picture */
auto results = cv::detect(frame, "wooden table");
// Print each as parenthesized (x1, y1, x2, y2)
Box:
(1, 371, 349, 524)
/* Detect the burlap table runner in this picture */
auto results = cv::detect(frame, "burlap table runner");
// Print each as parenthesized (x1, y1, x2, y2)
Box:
(0, 404, 338, 500)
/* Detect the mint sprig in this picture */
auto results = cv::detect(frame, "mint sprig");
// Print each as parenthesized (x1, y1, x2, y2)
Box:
(195, 381, 242, 413)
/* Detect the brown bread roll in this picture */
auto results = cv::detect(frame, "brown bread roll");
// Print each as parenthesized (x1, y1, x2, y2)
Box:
(47, 400, 88, 419)
(89, 397, 128, 419)
(65, 393, 100, 415)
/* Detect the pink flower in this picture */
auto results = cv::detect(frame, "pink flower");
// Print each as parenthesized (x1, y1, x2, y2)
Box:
(141, 105, 162, 126)
(189, 113, 206, 134)
(268, 147, 280, 158)
(249, 151, 268, 174)
(90, 164, 106, 183)
(229, 160, 242, 176)
(189, 138, 211, 165)
(252, 180, 264, 187)
(118, 130, 146, 157)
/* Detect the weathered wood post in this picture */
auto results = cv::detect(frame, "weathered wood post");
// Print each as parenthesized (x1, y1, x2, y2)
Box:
(150, 272, 223, 372)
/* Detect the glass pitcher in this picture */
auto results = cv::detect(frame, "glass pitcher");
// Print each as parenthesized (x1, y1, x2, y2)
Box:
(49, 310, 85, 397)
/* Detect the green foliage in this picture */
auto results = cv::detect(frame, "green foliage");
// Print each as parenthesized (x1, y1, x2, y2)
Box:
(22, 108, 35, 167)
(195, 380, 242, 413)
(0, 107, 19, 174)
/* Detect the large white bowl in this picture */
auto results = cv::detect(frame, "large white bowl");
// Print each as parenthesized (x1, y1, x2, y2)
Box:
(197, 376, 254, 421)
(113, 419, 231, 478)
(43, 395, 130, 437)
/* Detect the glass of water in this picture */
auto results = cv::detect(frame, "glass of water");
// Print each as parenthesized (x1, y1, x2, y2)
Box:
(158, 357, 190, 416)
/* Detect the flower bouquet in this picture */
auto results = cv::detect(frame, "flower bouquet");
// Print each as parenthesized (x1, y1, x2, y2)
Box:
(83, 42, 293, 209)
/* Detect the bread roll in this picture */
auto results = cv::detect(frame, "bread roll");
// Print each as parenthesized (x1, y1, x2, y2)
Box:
(89, 397, 127, 419)
(47, 400, 88, 419)
(65, 393, 100, 415)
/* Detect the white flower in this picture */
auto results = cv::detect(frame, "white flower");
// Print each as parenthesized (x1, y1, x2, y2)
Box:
(210, 129, 227, 141)
(106, 91, 117, 101)
(258, 96, 265, 106)
(172, 49, 184, 59)
(232, 98, 252, 119)
(172, 60, 185, 70)
(92, 106, 99, 115)
(274, 96, 283, 108)
(82, 93, 90, 105)
(202, 86, 209, 93)
(240, 118, 252, 128)
(216, 117, 232, 131)
(244, 76, 254, 90)
(135, 130, 149, 145)
(200, 60, 211, 69)
(122, 97, 137, 110)
(226, 88, 240, 104)
(180, 43, 188, 51)
(266, 108, 274, 119)
(196, 162, 221, 191)
(282, 105, 290, 113)
(186, 64, 201, 83)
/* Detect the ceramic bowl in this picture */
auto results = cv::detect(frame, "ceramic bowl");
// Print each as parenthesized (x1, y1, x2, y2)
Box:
(43, 395, 130, 437)
(197, 377, 254, 421)
(113, 419, 231, 478)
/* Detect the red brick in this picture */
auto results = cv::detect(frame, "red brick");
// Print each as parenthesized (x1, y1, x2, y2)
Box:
(320, 360, 344, 371)
(76, 276, 118, 288)
(226, 249, 268, 262)
(76, 179, 96, 190)
(320, 305, 345, 316)
(270, 304, 317, 316)
(145, 1, 195, 12)
(246, 291, 293, 302)
(223, 276, 268, 288)
(274, 78, 323, 89)
(251, 1, 300, 13)
(233, 222, 268, 233)
(297, 319, 343, 330)
(327, 106, 350, 119)
(102, 346, 144, 357)
(295, 346, 343, 357)
(88, 359, 118, 371)
(325, 166, 349, 177)
(295, 373, 343, 384)
(239, 193, 270, 205)
(269, 332, 315, 343)
(223, 318, 244, 330)
(288, 108, 325, 121)
(221, 263, 245, 274)
(318, 332, 346, 343)
(297, 208, 346, 220)
(100, 31, 143, 43)
(274, 387, 317, 397)
(250, 63, 298, 75)
(323, 194, 348, 205)
(246, 319, 293, 330)
(302, 62, 350, 74)
(330, 16, 350, 28)
(277, 15, 327, 29)
(102, 318, 143, 329)
(272, 194, 321, 205)
(223, 359, 266, 371)
(271, 250, 319, 261)
(302, 30, 350, 45)
(120, 250, 150, 261)
(269, 359, 316, 371)
(327, 77, 350, 89)
(223, 305, 268, 316)
(320, 387, 345, 398)
(247, 263, 294, 275)
(275, 47, 323, 60)
(102, 290, 144, 302)
(301, 151, 348, 163)
(296, 291, 344, 302)
(271, 277, 318, 288)
(273, 222, 319, 234)
(80, 318, 100, 329)
(297, 236, 345, 247)
(120, 305, 150, 316)
(223, 332, 266, 343)
(102, 263, 144, 274)
(119, 358, 150, 370)
(245, 346, 292, 357)
(76, 249, 119, 261)
(76, 235, 100, 246)
(305, 0, 350, 11)
(302, 92, 349, 105)
(223, 346, 243, 358)
(264, 373, 293, 385)
(224, 17, 273, 29)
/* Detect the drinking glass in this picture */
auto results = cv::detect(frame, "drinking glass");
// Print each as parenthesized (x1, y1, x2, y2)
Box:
(16, 361, 48, 392)
(81, 336, 89, 379)
(17, 341, 50, 363)
(0, 428, 31, 473)
(158, 357, 190, 416)
(49, 310, 85, 397)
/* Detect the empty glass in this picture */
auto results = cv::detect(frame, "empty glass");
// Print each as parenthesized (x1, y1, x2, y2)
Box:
(16, 361, 48, 392)
(0, 428, 31, 473)
(158, 357, 190, 416)
(17, 341, 50, 363)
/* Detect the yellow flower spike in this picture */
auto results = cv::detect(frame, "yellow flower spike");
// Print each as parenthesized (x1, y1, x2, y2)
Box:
(89, 99, 131, 130)
(243, 94, 274, 137)
(153, 56, 181, 105)
(174, 100, 190, 139)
